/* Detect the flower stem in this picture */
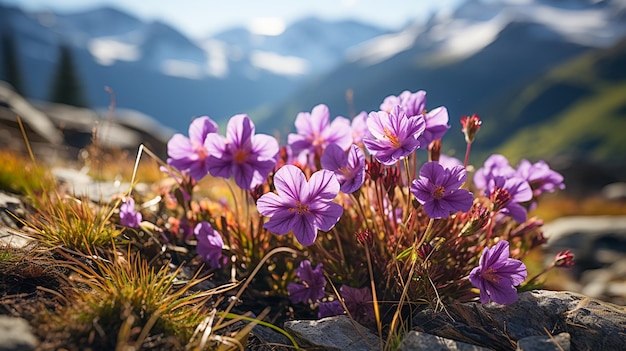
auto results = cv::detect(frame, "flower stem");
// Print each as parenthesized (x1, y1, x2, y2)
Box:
(463, 141, 472, 169)
(387, 217, 435, 346)
(403, 157, 413, 221)
(364, 241, 383, 350)
(414, 218, 435, 259)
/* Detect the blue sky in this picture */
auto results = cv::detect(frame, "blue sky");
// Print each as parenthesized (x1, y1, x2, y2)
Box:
(4, 0, 464, 38)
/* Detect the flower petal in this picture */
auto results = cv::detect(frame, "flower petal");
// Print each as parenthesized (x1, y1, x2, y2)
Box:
(252, 134, 279, 160)
(227, 114, 254, 148)
(314, 202, 343, 232)
(263, 210, 296, 235)
(167, 134, 194, 159)
(305, 169, 340, 203)
(189, 116, 218, 144)
(257, 192, 289, 217)
(273, 165, 307, 202)
(499, 259, 527, 286)
(291, 213, 318, 246)
(323, 116, 352, 150)
(321, 143, 348, 171)
(481, 240, 511, 270)
(484, 279, 519, 305)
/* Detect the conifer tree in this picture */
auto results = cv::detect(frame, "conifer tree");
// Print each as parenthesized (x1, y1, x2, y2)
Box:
(0, 31, 24, 94)
(49, 44, 89, 107)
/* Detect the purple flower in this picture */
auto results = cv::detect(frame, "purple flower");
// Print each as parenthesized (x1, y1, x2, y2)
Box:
(120, 197, 141, 228)
(380, 90, 426, 117)
(321, 143, 365, 194)
(515, 159, 565, 197)
(340, 285, 375, 324)
(317, 285, 375, 323)
(469, 240, 527, 305)
(257, 165, 343, 246)
(380, 90, 450, 146)
(418, 106, 450, 147)
(287, 260, 326, 304)
(288, 104, 352, 161)
(473, 154, 516, 190)
(410, 162, 474, 218)
(363, 106, 425, 166)
(318, 299, 343, 319)
(439, 154, 463, 170)
(195, 221, 225, 269)
(488, 176, 533, 223)
(205, 114, 279, 190)
(167, 116, 219, 181)
(351, 111, 371, 144)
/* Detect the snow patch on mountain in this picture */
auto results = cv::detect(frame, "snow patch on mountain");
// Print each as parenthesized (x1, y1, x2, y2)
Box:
(348, 0, 626, 66)
(517, 3, 625, 46)
(199, 39, 230, 78)
(431, 14, 508, 60)
(88, 38, 140, 65)
(160, 60, 204, 79)
(250, 51, 309, 76)
(345, 24, 422, 65)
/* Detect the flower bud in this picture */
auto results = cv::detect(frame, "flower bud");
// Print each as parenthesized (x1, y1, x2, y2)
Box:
(460, 114, 482, 144)
(554, 250, 575, 268)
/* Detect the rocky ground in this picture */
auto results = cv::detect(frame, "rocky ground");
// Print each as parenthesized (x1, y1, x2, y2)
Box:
(1, 165, 625, 350)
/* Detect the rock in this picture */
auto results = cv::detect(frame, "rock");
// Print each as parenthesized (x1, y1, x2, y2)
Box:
(398, 331, 493, 351)
(543, 216, 626, 257)
(52, 167, 136, 203)
(249, 324, 292, 349)
(602, 182, 626, 201)
(412, 290, 626, 350)
(516, 333, 570, 351)
(0, 315, 38, 351)
(284, 315, 380, 351)
(0, 192, 32, 248)
(542, 216, 626, 304)
(0, 82, 63, 145)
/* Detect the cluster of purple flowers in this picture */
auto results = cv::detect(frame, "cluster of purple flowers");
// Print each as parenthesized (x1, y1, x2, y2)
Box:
(167, 114, 279, 190)
(288, 260, 374, 324)
(159, 87, 566, 311)
(474, 154, 565, 222)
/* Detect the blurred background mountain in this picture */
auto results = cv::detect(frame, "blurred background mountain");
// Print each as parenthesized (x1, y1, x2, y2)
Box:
(1, 0, 625, 193)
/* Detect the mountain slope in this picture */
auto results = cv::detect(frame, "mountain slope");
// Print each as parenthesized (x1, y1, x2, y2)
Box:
(494, 37, 626, 164)
(257, 20, 590, 145)
(257, 0, 626, 162)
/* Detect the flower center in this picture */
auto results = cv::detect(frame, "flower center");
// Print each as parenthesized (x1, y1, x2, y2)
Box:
(483, 267, 500, 283)
(193, 141, 208, 160)
(338, 166, 351, 177)
(433, 185, 446, 199)
(383, 127, 401, 148)
(289, 201, 310, 215)
(490, 187, 512, 211)
(311, 132, 324, 148)
(233, 148, 249, 163)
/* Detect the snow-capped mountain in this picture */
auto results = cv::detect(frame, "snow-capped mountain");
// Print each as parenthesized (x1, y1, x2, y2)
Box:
(3, 0, 624, 136)
(211, 17, 389, 75)
(1, 4, 387, 79)
(348, 0, 626, 66)
(261, 0, 626, 151)
(0, 3, 386, 132)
